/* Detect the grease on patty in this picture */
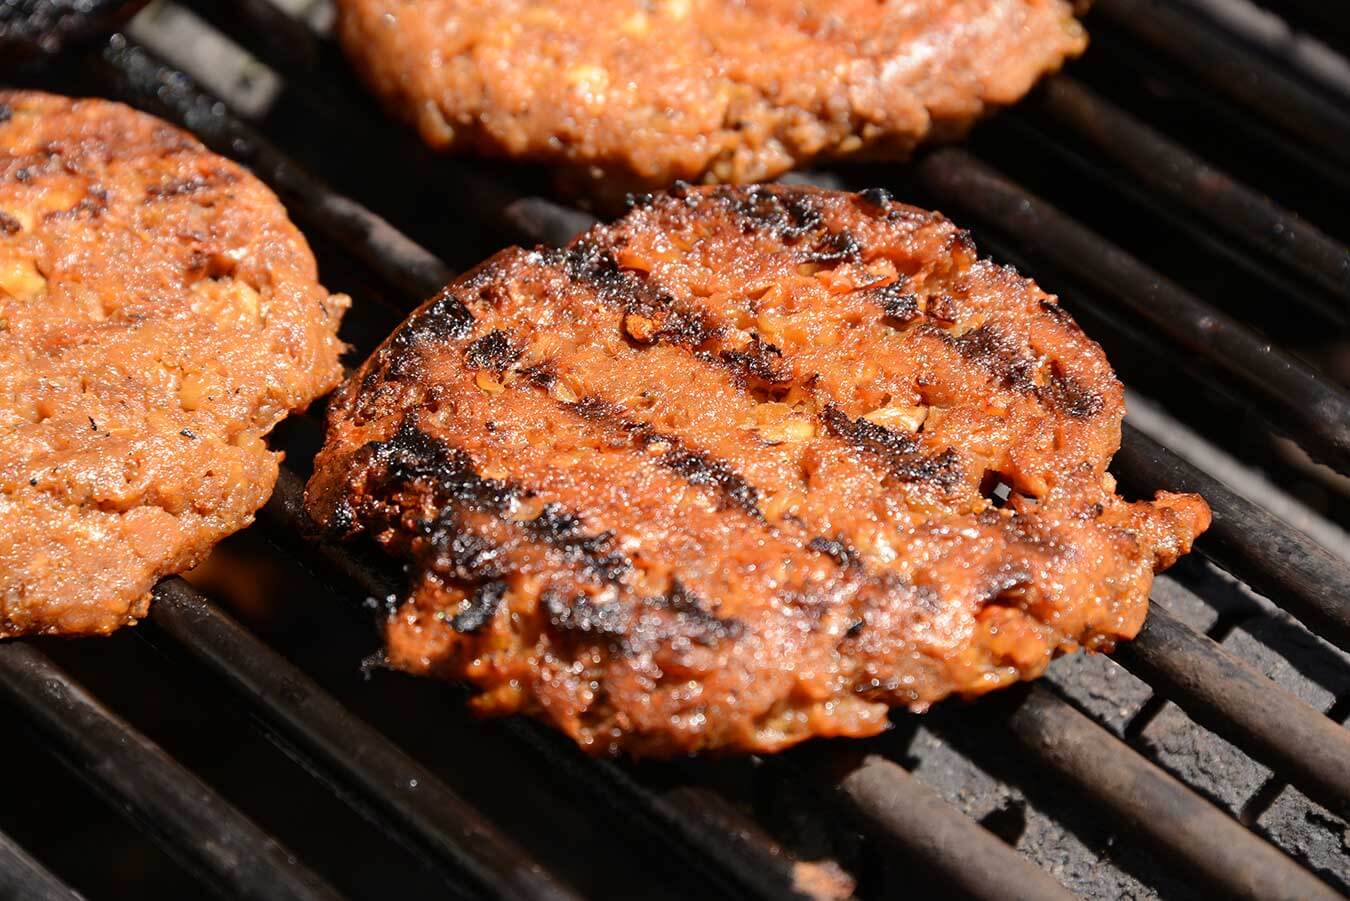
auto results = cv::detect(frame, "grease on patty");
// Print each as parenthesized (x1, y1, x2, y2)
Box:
(0, 91, 348, 637)
(307, 184, 1207, 756)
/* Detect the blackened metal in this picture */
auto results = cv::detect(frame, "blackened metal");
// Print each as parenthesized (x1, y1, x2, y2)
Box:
(1095, 0, 1350, 173)
(0, 642, 341, 901)
(914, 148, 1350, 473)
(1002, 686, 1341, 901)
(833, 756, 1073, 901)
(1268, 0, 1350, 52)
(1118, 602, 1350, 817)
(147, 579, 578, 901)
(168, 1, 594, 251)
(90, 37, 453, 301)
(1115, 425, 1350, 652)
(0, 829, 83, 901)
(1027, 76, 1350, 308)
(0, 0, 147, 60)
(512, 728, 822, 901)
(174, 0, 322, 81)
(1163, 0, 1350, 103)
(501, 196, 598, 247)
(661, 786, 853, 901)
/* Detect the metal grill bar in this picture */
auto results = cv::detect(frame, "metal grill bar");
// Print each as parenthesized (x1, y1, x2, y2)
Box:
(145, 578, 580, 901)
(830, 756, 1074, 901)
(998, 686, 1341, 901)
(1024, 75, 1349, 307)
(1115, 426, 1350, 652)
(1268, 0, 1350, 51)
(912, 148, 1350, 473)
(0, 643, 341, 901)
(1118, 602, 1350, 816)
(1170, 0, 1350, 100)
(0, 830, 83, 901)
(1095, 0, 1350, 172)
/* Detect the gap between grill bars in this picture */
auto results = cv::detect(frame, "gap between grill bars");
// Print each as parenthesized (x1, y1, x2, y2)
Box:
(1, 0, 1347, 898)
(0, 828, 83, 901)
(0, 642, 343, 901)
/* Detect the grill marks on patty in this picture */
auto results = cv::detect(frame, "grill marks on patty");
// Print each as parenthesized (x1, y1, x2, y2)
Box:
(308, 185, 1210, 756)
(344, 183, 1112, 621)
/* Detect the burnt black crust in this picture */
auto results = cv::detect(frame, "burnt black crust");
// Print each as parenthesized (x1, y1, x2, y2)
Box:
(858, 187, 893, 209)
(354, 420, 632, 584)
(820, 404, 963, 489)
(717, 336, 790, 385)
(451, 581, 508, 633)
(463, 329, 520, 371)
(808, 536, 862, 569)
(659, 446, 763, 518)
(0, 105, 10, 126)
(550, 239, 675, 318)
(0, 210, 19, 235)
(945, 323, 1039, 394)
(644, 582, 745, 645)
(543, 582, 745, 650)
(564, 394, 764, 519)
(379, 288, 476, 380)
(1041, 369, 1104, 419)
(868, 280, 921, 324)
(720, 184, 825, 240)
(938, 322, 1102, 419)
(544, 590, 627, 638)
(145, 169, 239, 199)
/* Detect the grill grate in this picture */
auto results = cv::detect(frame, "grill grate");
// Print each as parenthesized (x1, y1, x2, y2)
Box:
(1, 0, 1348, 898)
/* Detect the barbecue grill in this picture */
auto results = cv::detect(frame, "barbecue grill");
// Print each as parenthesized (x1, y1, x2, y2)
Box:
(2, 0, 1348, 898)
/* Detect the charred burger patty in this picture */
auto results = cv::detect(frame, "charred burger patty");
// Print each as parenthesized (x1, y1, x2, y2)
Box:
(307, 184, 1208, 756)
(0, 91, 348, 637)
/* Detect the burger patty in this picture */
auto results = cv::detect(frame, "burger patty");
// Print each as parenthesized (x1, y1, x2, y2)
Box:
(0, 91, 348, 637)
(306, 184, 1209, 756)
(336, 0, 1087, 204)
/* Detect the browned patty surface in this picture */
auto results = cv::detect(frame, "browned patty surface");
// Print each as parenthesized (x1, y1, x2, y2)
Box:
(0, 91, 348, 637)
(307, 184, 1208, 756)
(336, 0, 1087, 202)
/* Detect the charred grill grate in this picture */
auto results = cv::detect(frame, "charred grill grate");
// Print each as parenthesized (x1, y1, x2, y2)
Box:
(1, 1, 1348, 898)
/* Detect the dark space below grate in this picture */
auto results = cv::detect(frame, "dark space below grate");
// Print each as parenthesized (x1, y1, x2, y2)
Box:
(1, 0, 1348, 898)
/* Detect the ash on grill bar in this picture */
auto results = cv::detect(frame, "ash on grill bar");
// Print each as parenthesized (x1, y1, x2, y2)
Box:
(1, 0, 1348, 899)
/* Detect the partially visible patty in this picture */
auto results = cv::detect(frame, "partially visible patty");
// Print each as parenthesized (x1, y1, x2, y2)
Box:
(307, 184, 1208, 757)
(0, 91, 348, 637)
(336, 0, 1086, 203)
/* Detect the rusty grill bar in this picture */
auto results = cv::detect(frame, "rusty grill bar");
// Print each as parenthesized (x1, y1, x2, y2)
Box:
(2, 1, 1348, 898)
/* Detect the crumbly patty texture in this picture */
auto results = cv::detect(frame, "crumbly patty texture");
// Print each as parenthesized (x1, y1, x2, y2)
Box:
(0, 91, 348, 637)
(307, 185, 1208, 757)
(336, 0, 1086, 200)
